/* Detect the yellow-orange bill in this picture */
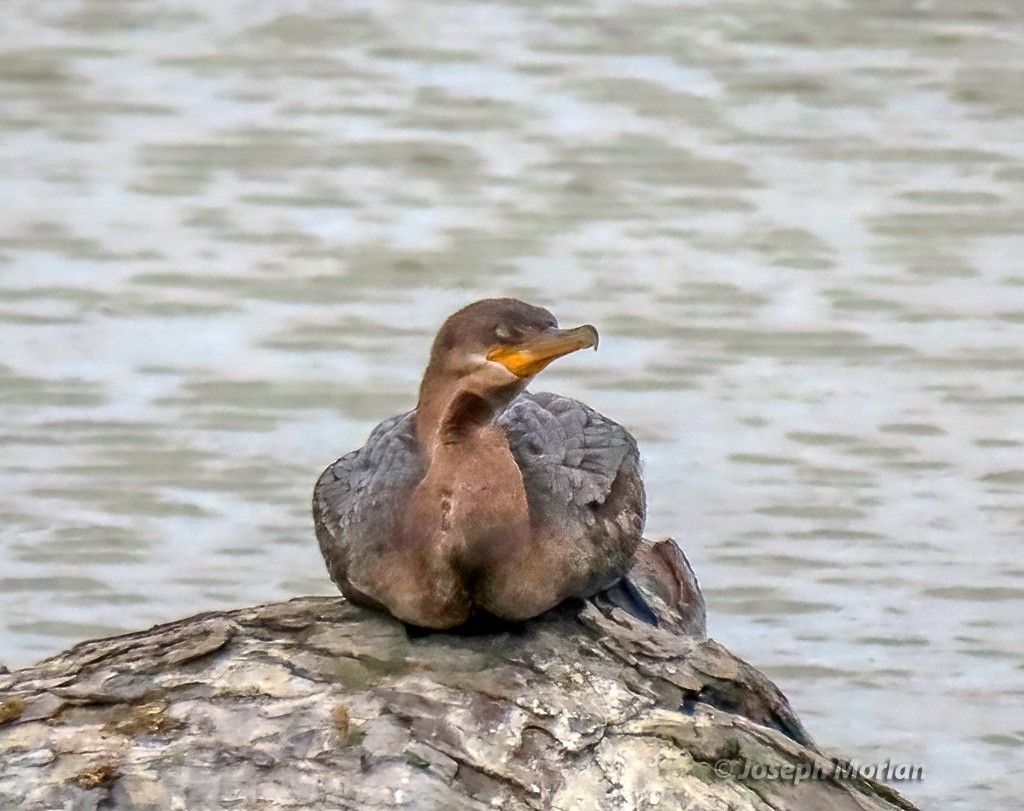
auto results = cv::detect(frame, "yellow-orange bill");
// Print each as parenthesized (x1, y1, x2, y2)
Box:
(486, 324, 599, 378)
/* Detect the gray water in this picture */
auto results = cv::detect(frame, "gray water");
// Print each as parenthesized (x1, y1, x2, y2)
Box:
(2, 1, 1023, 807)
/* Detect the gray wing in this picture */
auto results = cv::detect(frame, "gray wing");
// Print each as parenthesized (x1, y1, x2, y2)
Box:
(312, 411, 424, 601)
(498, 390, 646, 587)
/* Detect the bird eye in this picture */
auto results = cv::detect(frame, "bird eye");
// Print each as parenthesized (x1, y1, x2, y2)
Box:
(494, 323, 516, 343)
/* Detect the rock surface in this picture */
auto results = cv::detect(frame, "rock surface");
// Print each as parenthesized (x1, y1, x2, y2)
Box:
(0, 550, 919, 810)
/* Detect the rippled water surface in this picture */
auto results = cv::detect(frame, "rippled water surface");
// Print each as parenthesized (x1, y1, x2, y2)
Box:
(2, 1, 1023, 807)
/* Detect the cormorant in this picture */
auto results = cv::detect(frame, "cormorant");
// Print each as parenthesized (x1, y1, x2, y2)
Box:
(313, 298, 645, 629)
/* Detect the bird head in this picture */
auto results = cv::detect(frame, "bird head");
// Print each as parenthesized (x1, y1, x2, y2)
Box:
(417, 298, 598, 444)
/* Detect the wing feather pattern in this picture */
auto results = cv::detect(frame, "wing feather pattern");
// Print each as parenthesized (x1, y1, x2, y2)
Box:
(313, 412, 423, 598)
(499, 391, 645, 590)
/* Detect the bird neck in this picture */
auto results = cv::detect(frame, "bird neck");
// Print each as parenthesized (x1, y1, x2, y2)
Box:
(408, 383, 533, 578)
(415, 372, 523, 456)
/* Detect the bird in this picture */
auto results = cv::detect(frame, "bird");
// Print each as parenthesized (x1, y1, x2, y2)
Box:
(312, 298, 645, 629)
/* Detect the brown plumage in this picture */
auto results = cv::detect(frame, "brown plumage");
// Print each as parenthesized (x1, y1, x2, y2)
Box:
(313, 298, 645, 628)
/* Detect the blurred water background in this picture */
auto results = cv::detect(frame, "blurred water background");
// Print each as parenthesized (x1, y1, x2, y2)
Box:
(2, 1, 1023, 807)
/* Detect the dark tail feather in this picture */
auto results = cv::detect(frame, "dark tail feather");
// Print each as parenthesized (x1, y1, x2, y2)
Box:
(597, 577, 659, 626)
